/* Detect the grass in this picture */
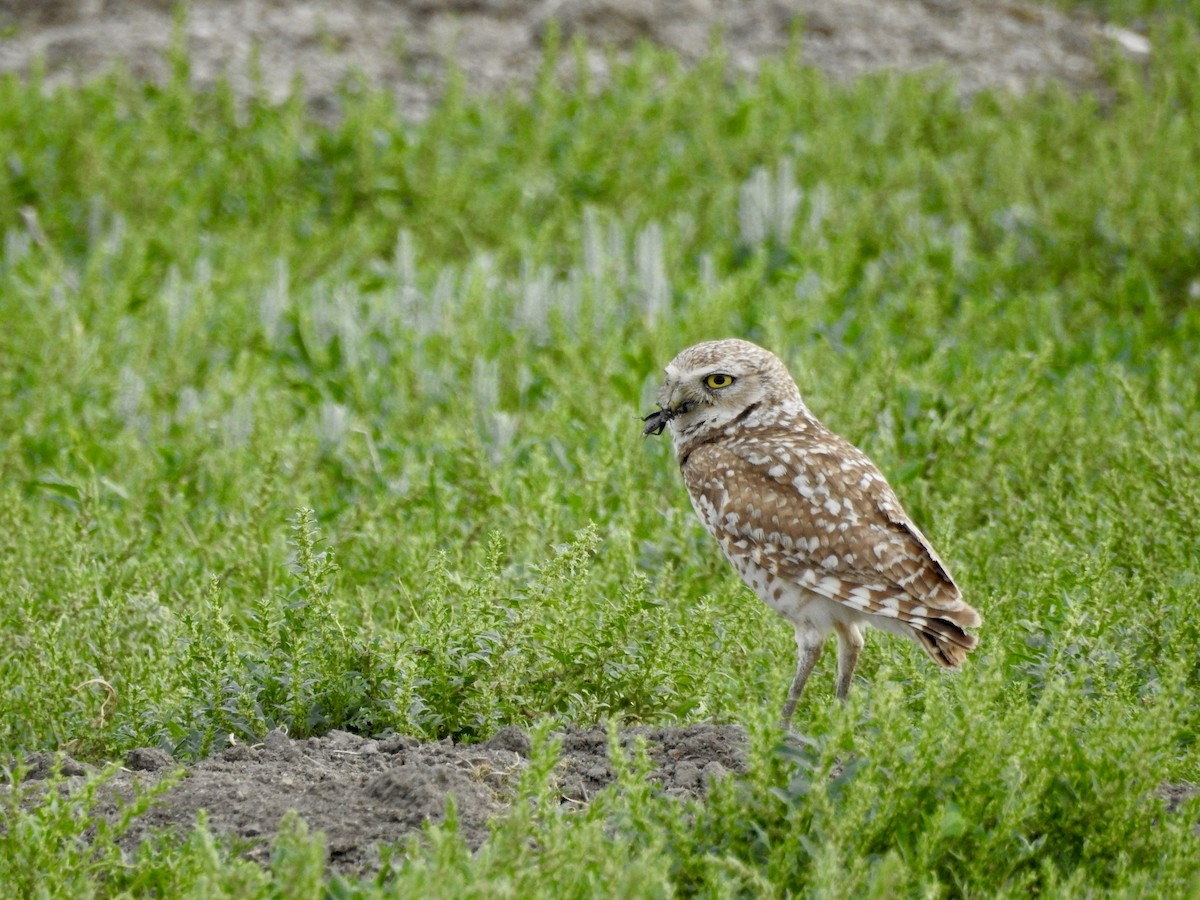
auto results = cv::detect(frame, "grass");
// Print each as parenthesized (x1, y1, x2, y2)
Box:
(1058, 0, 1200, 24)
(2, 6, 1200, 896)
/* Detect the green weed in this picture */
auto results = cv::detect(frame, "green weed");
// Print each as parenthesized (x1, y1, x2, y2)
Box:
(2, 2, 1199, 894)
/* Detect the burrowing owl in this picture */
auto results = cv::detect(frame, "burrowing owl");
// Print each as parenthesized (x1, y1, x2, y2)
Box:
(643, 339, 980, 722)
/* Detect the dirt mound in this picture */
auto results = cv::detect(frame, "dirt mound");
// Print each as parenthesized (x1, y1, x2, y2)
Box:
(0, 0, 1151, 121)
(19, 724, 747, 874)
(15, 729, 1200, 873)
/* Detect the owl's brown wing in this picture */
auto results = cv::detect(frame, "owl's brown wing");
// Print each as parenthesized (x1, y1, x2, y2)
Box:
(681, 429, 980, 661)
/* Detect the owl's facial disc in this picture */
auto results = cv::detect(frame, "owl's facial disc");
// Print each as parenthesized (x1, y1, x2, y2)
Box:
(643, 366, 746, 436)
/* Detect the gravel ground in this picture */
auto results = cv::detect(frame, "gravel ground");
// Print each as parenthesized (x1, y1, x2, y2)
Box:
(0, 0, 1151, 121)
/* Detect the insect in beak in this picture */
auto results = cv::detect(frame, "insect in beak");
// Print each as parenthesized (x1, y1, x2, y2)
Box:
(642, 401, 695, 436)
(641, 407, 673, 436)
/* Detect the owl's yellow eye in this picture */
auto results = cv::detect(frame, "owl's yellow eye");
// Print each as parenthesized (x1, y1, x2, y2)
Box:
(704, 373, 735, 389)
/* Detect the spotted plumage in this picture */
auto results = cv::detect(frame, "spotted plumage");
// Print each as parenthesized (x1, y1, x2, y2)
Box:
(643, 338, 980, 722)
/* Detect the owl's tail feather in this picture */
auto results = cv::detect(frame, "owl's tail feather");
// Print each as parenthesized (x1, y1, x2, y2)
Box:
(913, 614, 980, 669)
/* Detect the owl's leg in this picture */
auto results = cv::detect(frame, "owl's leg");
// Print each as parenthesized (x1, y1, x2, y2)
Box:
(780, 626, 824, 725)
(833, 622, 864, 701)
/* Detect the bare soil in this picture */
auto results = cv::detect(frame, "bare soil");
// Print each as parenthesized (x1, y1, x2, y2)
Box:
(0, 0, 1151, 122)
(20, 725, 747, 874)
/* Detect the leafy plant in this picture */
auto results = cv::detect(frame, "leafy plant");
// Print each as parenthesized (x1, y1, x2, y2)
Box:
(2, 2, 1200, 892)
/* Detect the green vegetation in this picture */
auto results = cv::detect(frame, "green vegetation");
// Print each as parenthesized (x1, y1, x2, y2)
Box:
(1061, 0, 1200, 25)
(2, 5, 1200, 896)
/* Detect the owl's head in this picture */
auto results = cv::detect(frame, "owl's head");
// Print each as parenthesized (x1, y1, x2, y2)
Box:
(642, 339, 805, 440)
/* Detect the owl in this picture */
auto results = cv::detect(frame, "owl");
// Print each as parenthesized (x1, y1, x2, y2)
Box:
(643, 339, 980, 722)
